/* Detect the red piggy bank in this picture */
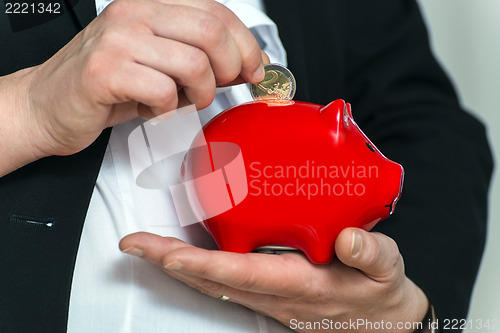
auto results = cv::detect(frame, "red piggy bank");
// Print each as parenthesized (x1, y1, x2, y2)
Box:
(181, 99, 403, 263)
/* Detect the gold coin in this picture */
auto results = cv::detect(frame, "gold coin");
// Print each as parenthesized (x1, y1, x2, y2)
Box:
(250, 64, 296, 101)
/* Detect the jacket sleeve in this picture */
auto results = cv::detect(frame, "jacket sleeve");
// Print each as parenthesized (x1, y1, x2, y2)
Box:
(265, 0, 494, 327)
(0, 4, 107, 332)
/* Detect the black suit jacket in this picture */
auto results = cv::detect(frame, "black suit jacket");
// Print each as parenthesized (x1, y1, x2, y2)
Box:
(0, 1, 493, 332)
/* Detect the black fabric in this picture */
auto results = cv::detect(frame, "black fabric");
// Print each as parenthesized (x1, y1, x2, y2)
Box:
(0, 129, 110, 333)
(0, 0, 493, 332)
(0, 2, 106, 333)
(265, 0, 493, 329)
(0, 0, 93, 75)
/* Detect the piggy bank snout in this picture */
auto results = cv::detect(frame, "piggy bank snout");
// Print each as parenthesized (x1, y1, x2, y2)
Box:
(379, 161, 404, 215)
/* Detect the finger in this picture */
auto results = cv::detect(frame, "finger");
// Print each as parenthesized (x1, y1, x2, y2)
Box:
(161, 253, 326, 323)
(137, 103, 156, 120)
(335, 228, 404, 282)
(176, 88, 192, 109)
(120, 234, 279, 310)
(120, 232, 315, 297)
(119, 232, 193, 262)
(218, 50, 271, 87)
(145, 3, 240, 85)
(89, 58, 179, 116)
(163, 247, 314, 298)
(154, 0, 265, 84)
(106, 101, 144, 126)
(165, 269, 273, 306)
(131, 35, 216, 110)
(165, 269, 287, 320)
(261, 50, 271, 65)
(101, 0, 241, 85)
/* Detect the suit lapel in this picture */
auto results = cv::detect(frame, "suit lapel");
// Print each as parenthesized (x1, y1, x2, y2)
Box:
(0, 130, 111, 333)
(64, 0, 97, 29)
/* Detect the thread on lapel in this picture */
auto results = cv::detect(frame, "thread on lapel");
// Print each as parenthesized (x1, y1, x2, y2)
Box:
(9, 214, 56, 230)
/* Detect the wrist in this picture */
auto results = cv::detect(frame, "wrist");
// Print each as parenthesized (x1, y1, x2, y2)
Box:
(413, 304, 439, 333)
(384, 278, 430, 333)
(0, 67, 49, 176)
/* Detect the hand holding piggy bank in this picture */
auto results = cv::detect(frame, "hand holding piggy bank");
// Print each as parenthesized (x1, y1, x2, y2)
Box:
(181, 99, 403, 263)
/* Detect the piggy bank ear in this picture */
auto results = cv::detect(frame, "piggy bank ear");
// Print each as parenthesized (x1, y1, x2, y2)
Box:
(320, 99, 350, 135)
(345, 103, 353, 118)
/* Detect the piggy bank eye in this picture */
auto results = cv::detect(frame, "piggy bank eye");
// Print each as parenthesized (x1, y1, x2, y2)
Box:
(365, 142, 376, 152)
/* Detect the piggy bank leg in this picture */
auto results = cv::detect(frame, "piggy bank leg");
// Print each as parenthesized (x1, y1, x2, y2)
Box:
(204, 223, 260, 255)
(300, 242, 336, 264)
(296, 229, 342, 264)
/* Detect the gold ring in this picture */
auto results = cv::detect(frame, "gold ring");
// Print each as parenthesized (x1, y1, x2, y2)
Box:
(218, 295, 230, 301)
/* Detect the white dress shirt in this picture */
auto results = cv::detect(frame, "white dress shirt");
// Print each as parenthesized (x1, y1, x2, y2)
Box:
(67, 1, 292, 332)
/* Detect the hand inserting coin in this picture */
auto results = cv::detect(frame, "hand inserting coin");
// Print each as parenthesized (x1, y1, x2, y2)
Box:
(250, 64, 296, 101)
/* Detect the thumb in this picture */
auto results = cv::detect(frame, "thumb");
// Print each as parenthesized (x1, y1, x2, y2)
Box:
(335, 228, 404, 281)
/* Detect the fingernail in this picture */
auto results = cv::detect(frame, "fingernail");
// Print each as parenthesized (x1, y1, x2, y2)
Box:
(253, 64, 265, 83)
(351, 232, 362, 258)
(164, 261, 184, 271)
(122, 247, 144, 257)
